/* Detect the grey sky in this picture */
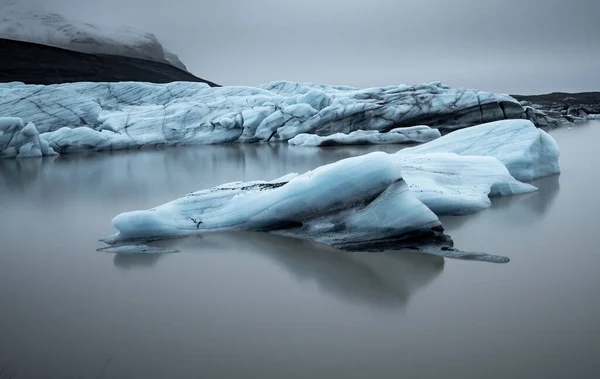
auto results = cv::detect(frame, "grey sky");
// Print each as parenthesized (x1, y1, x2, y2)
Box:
(31, 0, 600, 93)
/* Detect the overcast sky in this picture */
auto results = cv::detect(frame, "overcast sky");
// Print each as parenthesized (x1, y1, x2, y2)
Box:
(30, 0, 600, 93)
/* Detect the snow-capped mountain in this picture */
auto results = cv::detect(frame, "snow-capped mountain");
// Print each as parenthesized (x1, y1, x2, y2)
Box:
(0, 0, 187, 71)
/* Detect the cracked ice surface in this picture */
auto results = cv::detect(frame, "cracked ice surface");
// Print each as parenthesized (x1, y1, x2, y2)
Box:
(0, 80, 528, 158)
(0, 117, 57, 159)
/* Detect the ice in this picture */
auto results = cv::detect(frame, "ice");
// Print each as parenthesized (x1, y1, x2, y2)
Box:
(0, 81, 531, 158)
(97, 245, 179, 254)
(400, 119, 561, 181)
(102, 152, 446, 251)
(0, 117, 57, 159)
(101, 151, 537, 261)
(0, 0, 187, 70)
(288, 126, 440, 147)
(399, 153, 537, 215)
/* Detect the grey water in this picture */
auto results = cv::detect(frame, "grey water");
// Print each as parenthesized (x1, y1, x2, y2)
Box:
(0, 122, 599, 379)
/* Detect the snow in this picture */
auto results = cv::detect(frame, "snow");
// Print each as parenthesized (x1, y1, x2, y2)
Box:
(102, 152, 445, 251)
(400, 119, 561, 181)
(288, 126, 440, 147)
(0, 81, 529, 157)
(0, 118, 57, 159)
(0, 0, 187, 70)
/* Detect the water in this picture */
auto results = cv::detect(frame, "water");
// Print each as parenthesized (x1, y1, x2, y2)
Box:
(1, 123, 599, 379)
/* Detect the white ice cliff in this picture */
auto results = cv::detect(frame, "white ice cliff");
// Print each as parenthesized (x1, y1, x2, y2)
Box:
(0, 0, 187, 70)
(0, 80, 534, 158)
(288, 126, 440, 147)
(399, 119, 561, 181)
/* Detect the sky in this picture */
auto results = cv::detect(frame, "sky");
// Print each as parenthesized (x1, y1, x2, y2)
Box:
(15, 0, 600, 93)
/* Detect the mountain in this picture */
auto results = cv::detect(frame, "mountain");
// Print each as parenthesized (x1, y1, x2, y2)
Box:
(512, 92, 600, 123)
(0, 0, 187, 70)
(0, 38, 218, 85)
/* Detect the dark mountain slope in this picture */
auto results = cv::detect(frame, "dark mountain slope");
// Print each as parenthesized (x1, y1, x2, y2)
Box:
(0, 38, 219, 86)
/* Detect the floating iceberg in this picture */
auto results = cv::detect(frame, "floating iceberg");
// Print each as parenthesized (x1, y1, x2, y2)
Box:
(103, 153, 445, 251)
(0, 80, 532, 158)
(288, 126, 440, 147)
(400, 119, 560, 181)
(102, 151, 537, 262)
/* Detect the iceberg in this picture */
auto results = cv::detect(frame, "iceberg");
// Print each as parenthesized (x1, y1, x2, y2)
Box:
(0, 80, 533, 158)
(101, 151, 536, 262)
(103, 153, 445, 251)
(288, 126, 440, 147)
(399, 119, 560, 181)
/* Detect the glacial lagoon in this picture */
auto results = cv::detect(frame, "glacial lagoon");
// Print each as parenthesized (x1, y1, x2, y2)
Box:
(0, 122, 598, 379)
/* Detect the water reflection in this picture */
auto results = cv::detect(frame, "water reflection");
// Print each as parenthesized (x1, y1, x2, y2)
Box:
(149, 232, 444, 309)
(113, 253, 167, 270)
(0, 143, 404, 206)
(442, 174, 561, 232)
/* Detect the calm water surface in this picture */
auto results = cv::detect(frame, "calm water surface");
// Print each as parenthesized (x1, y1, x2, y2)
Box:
(0, 123, 599, 379)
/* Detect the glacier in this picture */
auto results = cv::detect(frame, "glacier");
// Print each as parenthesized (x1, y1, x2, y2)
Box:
(288, 126, 440, 147)
(0, 80, 536, 158)
(0, 0, 187, 70)
(399, 119, 561, 181)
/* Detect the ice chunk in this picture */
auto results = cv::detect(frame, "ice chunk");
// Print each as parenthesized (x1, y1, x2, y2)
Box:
(288, 126, 440, 147)
(400, 120, 560, 181)
(97, 245, 179, 254)
(399, 153, 537, 215)
(103, 152, 445, 251)
(0, 117, 57, 159)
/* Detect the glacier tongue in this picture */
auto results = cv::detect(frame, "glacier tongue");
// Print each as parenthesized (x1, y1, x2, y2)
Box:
(0, 80, 531, 158)
(399, 119, 561, 181)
